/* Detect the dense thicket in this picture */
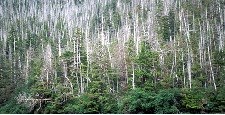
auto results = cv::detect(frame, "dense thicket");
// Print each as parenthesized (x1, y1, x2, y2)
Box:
(0, 0, 225, 114)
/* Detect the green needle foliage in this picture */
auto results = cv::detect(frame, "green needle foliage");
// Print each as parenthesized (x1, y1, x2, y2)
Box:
(1, 0, 225, 114)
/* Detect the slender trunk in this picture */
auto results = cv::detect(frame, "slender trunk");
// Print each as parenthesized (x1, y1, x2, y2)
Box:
(58, 35, 61, 57)
(187, 54, 192, 89)
(132, 62, 135, 89)
(182, 51, 186, 88)
(206, 20, 217, 90)
(124, 50, 128, 84)
(13, 37, 16, 84)
(208, 46, 217, 90)
(76, 72, 80, 94)
(183, 11, 192, 89)
(116, 76, 119, 93)
(25, 49, 29, 84)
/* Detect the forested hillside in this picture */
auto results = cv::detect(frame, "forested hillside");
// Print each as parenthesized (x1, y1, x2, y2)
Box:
(0, 0, 225, 113)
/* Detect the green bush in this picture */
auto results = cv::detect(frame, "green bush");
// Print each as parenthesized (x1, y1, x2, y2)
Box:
(0, 99, 28, 114)
(204, 87, 225, 113)
(119, 88, 156, 113)
(180, 88, 206, 113)
(154, 89, 181, 113)
(63, 93, 118, 114)
(119, 88, 181, 114)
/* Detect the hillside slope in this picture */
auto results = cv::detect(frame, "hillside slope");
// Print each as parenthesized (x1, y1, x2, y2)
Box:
(0, 0, 225, 113)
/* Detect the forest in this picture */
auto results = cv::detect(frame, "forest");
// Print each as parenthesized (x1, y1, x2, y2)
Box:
(0, 0, 225, 114)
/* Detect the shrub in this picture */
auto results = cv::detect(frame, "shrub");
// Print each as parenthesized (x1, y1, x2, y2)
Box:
(119, 88, 181, 114)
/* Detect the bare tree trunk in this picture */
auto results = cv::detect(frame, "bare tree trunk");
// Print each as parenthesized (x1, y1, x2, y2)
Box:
(24, 48, 32, 84)
(207, 46, 217, 90)
(63, 61, 74, 94)
(132, 62, 135, 89)
(58, 35, 61, 57)
(206, 20, 217, 91)
(13, 37, 16, 84)
(182, 51, 186, 88)
(124, 50, 129, 84)
(181, 9, 193, 89)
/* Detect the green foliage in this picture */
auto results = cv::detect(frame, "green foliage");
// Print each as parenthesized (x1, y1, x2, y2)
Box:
(63, 93, 118, 114)
(26, 31, 40, 49)
(135, 42, 158, 87)
(0, 85, 31, 114)
(157, 13, 178, 41)
(0, 56, 14, 104)
(181, 88, 206, 113)
(213, 50, 225, 66)
(154, 89, 180, 114)
(119, 88, 181, 114)
(155, 0, 163, 16)
(74, 0, 84, 5)
(44, 102, 60, 114)
(61, 51, 73, 60)
(216, 88, 225, 112)
(204, 87, 225, 113)
(136, 42, 158, 68)
(159, 16, 170, 41)
(0, 99, 28, 114)
(119, 88, 156, 113)
(2, 0, 225, 114)
(90, 0, 121, 35)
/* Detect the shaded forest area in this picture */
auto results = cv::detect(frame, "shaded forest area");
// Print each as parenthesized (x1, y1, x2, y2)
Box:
(1, 0, 225, 114)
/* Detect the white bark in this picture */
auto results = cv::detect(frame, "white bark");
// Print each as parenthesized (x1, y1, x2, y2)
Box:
(132, 62, 135, 89)
(208, 46, 217, 90)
